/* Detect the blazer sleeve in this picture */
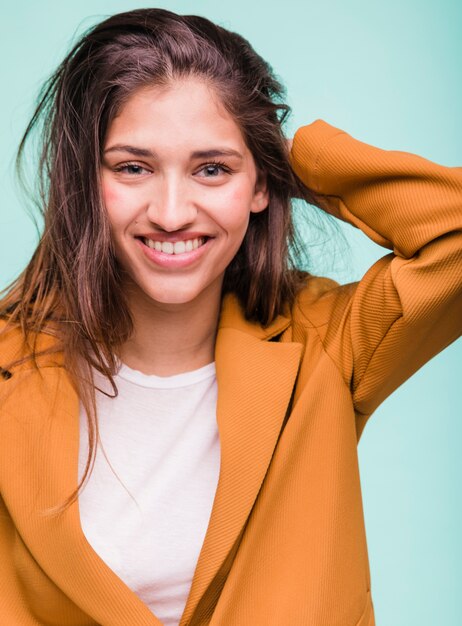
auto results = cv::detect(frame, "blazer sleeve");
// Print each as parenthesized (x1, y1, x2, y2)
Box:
(290, 120, 462, 423)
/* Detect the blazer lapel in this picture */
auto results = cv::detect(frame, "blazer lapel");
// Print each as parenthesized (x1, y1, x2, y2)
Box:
(0, 363, 162, 625)
(180, 295, 303, 624)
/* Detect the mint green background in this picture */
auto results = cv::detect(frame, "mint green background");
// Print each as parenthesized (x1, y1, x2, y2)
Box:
(1, 1, 461, 624)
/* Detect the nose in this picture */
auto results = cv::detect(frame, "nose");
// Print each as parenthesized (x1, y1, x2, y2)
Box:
(146, 174, 197, 232)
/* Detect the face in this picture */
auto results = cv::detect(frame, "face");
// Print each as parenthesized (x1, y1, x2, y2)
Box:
(101, 78, 269, 313)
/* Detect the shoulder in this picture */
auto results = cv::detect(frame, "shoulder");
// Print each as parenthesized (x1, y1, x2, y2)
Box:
(0, 320, 69, 419)
(0, 319, 63, 378)
(0, 319, 28, 377)
(290, 274, 357, 329)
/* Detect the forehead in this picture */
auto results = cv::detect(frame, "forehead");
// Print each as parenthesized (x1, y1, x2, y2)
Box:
(105, 78, 248, 154)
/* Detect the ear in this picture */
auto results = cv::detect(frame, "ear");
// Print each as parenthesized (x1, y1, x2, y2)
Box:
(250, 171, 270, 214)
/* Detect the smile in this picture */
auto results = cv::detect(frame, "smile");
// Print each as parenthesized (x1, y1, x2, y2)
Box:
(141, 236, 208, 255)
(136, 235, 213, 269)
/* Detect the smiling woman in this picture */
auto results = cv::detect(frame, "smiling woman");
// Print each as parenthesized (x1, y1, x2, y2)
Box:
(0, 7, 461, 626)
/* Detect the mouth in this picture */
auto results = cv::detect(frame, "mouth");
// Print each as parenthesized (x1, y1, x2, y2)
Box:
(135, 234, 214, 269)
(136, 235, 211, 256)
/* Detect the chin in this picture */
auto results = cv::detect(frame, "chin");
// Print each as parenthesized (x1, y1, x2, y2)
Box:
(148, 291, 199, 305)
(126, 268, 225, 309)
(141, 281, 213, 307)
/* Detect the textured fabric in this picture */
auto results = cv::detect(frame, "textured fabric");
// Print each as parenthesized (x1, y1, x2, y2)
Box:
(78, 362, 220, 626)
(0, 119, 461, 625)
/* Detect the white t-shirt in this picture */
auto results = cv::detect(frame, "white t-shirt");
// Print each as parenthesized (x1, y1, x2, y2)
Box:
(78, 361, 220, 626)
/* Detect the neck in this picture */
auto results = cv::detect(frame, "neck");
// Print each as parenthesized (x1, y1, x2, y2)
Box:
(118, 280, 222, 377)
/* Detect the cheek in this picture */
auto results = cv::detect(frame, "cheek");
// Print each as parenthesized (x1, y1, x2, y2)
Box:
(101, 179, 119, 219)
(101, 179, 136, 227)
(101, 175, 119, 206)
(229, 184, 253, 205)
(213, 182, 255, 231)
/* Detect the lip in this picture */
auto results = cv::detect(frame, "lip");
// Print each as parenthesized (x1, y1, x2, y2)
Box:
(136, 235, 213, 269)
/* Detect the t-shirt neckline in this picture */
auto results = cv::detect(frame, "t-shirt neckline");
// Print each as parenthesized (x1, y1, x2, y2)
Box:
(116, 361, 216, 389)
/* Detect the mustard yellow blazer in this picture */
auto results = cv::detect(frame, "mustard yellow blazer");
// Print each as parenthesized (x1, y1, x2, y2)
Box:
(1, 120, 461, 625)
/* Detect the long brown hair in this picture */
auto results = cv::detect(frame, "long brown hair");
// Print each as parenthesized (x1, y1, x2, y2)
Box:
(0, 8, 339, 514)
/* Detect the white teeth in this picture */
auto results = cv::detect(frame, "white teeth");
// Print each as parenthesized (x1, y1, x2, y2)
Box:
(173, 241, 186, 254)
(143, 237, 206, 254)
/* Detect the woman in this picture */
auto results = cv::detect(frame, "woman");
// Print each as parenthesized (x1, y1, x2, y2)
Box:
(0, 8, 460, 626)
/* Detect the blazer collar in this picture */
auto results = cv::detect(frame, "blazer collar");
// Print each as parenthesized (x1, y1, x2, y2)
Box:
(217, 291, 293, 340)
(0, 295, 303, 625)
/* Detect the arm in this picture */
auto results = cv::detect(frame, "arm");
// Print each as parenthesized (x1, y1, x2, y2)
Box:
(290, 120, 462, 428)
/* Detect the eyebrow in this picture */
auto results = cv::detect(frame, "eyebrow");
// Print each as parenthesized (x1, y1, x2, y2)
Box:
(103, 144, 243, 160)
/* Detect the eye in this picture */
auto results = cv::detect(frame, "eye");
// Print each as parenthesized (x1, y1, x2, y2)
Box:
(114, 162, 151, 176)
(196, 162, 231, 178)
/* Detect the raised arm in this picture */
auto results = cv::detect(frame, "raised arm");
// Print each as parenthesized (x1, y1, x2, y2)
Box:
(290, 120, 462, 431)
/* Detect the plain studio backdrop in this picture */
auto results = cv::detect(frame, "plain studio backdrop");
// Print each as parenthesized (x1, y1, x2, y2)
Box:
(1, 1, 461, 624)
